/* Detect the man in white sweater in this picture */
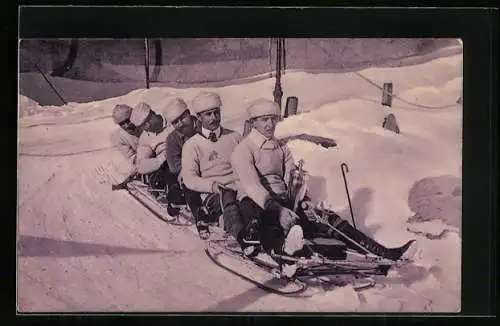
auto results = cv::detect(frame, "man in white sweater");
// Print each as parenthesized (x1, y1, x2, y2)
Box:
(231, 99, 305, 276)
(132, 101, 183, 205)
(181, 92, 243, 239)
(110, 104, 141, 167)
(110, 104, 142, 190)
(232, 99, 416, 277)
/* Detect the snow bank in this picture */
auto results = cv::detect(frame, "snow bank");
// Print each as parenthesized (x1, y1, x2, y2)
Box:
(407, 175, 462, 230)
(19, 53, 462, 125)
(406, 219, 460, 239)
(397, 76, 462, 110)
(19, 95, 50, 118)
(274, 96, 461, 238)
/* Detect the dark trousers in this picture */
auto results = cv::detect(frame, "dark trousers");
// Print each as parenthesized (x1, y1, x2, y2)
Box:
(183, 188, 204, 221)
(239, 197, 285, 253)
(292, 200, 346, 239)
(146, 162, 185, 205)
(146, 161, 178, 190)
(221, 189, 244, 238)
(184, 188, 243, 238)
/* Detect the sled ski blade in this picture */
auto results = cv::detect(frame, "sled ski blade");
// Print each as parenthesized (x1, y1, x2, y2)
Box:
(266, 251, 379, 291)
(296, 273, 376, 292)
(206, 239, 308, 296)
(270, 249, 392, 277)
(126, 180, 193, 226)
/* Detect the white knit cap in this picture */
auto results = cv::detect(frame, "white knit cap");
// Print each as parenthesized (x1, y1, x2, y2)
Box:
(163, 98, 189, 123)
(130, 102, 152, 126)
(190, 92, 222, 115)
(247, 99, 281, 119)
(112, 104, 133, 124)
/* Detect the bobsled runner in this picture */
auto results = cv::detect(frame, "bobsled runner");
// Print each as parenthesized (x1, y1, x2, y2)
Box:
(205, 204, 411, 296)
(124, 178, 194, 226)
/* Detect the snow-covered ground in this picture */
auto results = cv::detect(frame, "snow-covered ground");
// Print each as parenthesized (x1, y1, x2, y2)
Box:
(17, 49, 462, 312)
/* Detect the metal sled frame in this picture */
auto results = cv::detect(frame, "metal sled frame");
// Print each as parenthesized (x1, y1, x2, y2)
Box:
(272, 247, 394, 277)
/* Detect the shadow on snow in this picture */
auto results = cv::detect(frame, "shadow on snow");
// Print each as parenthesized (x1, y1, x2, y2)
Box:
(17, 235, 174, 258)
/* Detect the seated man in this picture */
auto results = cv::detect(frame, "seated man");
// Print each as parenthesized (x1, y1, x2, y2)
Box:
(131, 101, 181, 205)
(231, 99, 416, 277)
(110, 104, 142, 190)
(231, 99, 305, 274)
(181, 92, 243, 240)
(163, 97, 201, 207)
(164, 98, 201, 182)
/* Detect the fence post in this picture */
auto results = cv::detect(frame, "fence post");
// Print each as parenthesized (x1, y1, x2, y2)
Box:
(283, 96, 298, 118)
(381, 82, 393, 107)
(273, 38, 284, 108)
(381, 82, 400, 134)
(144, 38, 150, 89)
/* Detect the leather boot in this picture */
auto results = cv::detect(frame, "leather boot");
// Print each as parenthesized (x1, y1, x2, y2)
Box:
(237, 217, 261, 258)
(333, 219, 416, 261)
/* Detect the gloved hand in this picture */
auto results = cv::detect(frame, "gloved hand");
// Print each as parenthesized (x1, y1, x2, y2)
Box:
(265, 199, 299, 233)
(156, 150, 167, 165)
(278, 206, 300, 233)
(129, 155, 137, 167)
(156, 142, 167, 153)
(155, 143, 168, 164)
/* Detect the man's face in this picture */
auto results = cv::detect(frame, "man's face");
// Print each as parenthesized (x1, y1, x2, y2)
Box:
(140, 112, 163, 133)
(118, 119, 136, 134)
(252, 115, 279, 139)
(198, 108, 221, 131)
(172, 110, 195, 136)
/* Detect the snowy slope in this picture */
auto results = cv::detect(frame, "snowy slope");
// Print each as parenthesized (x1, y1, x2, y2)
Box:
(17, 52, 462, 312)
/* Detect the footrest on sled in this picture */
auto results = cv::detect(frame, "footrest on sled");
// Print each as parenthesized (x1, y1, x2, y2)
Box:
(126, 180, 193, 226)
(306, 237, 348, 260)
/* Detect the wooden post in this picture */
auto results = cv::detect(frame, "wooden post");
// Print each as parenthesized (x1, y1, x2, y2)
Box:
(273, 38, 283, 109)
(381, 82, 393, 107)
(144, 38, 150, 89)
(284, 96, 298, 118)
(151, 39, 163, 82)
(381, 82, 400, 134)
